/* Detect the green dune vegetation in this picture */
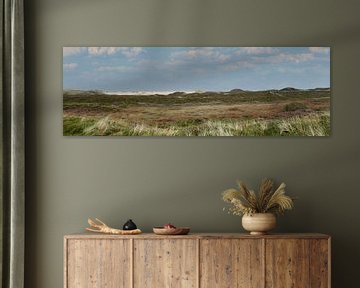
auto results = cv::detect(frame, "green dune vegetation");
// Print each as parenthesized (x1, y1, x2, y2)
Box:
(63, 88, 330, 136)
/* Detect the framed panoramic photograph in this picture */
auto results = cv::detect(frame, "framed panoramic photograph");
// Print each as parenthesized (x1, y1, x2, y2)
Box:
(63, 47, 330, 136)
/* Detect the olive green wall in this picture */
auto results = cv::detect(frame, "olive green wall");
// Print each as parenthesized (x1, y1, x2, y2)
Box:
(25, 0, 360, 287)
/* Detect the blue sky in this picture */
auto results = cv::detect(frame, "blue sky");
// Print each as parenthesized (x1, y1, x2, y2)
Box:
(63, 47, 330, 92)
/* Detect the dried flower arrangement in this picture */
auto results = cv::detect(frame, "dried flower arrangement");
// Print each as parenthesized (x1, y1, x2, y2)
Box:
(222, 178, 294, 216)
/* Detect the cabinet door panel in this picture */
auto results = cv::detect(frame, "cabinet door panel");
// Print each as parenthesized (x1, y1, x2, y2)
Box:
(200, 239, 264, 288)
(310, 239, 330, 288)
(265, 239, 310, 288)
(134, 239, 198, 288)
(66, 239, 131, 288)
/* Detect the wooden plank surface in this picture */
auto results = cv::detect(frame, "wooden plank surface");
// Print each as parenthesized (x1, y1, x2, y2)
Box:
(133, 239, 197, 288)
(64, 234, 331, 288)
(64, 238, 68, 288)
(200, 238, 264, 288)
(66, 239, 131, 288)
(310, 239, 330, 288)
(65, 232, 330, 240)
(265, 239, 310, 288)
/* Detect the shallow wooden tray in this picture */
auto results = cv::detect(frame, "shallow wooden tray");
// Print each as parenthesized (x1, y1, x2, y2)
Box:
(153, 227, 190, 235)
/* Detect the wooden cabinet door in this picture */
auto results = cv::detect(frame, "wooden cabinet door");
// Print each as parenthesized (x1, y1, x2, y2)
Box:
(265, 239, 329, 288)
(65, 235, 330, 288)
(309, 239, 330, 288)
(200, 239, 264, 288)
(134, 239, 198, 288)
(66, 239, 131, 288)
(266, 239, 310, 288)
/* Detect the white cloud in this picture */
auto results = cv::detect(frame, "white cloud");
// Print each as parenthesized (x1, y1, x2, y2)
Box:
(120, 47, 144, 58)
(279, 53, 314, 63)
(63, 47, 86, 57)
(222, 61, 255, 72)
(87, 47, 144, 58)
(236, 47, 275, 55)
(309, 47, 330, 54)
(235, 48, 317, 64)
(63, 63, 78, 70)
(183, 48, 214, 59)
(169, 48, 230, 65)
(259, 53, 314, 64)
(97, 66, 132, 72)
(166, 48, 316, 74)
(88, 47, 121, 56)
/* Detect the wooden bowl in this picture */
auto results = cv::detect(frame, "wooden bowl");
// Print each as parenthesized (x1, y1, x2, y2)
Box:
(153, 227, 190, 235)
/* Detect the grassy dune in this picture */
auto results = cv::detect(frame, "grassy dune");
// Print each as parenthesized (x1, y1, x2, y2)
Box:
(63, 113, 330, 136)
(63, 89, 330, 136)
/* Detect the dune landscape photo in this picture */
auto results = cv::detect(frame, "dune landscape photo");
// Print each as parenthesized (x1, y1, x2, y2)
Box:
(63, 47, 330, 136)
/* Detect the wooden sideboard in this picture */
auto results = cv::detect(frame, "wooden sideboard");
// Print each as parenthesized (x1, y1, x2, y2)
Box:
(64, 233, 330, 288)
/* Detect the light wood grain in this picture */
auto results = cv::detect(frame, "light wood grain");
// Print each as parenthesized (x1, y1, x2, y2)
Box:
(265, 239, 310, 288)
(64, 238, 68, 288)
(66, 239, 131, 288)
(133, 239, 197, 288)
(310, 239, 330, 288)
(65, 233, 330, 240)
(200, 239, 264, 288)
(64, 233, 331, 288)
